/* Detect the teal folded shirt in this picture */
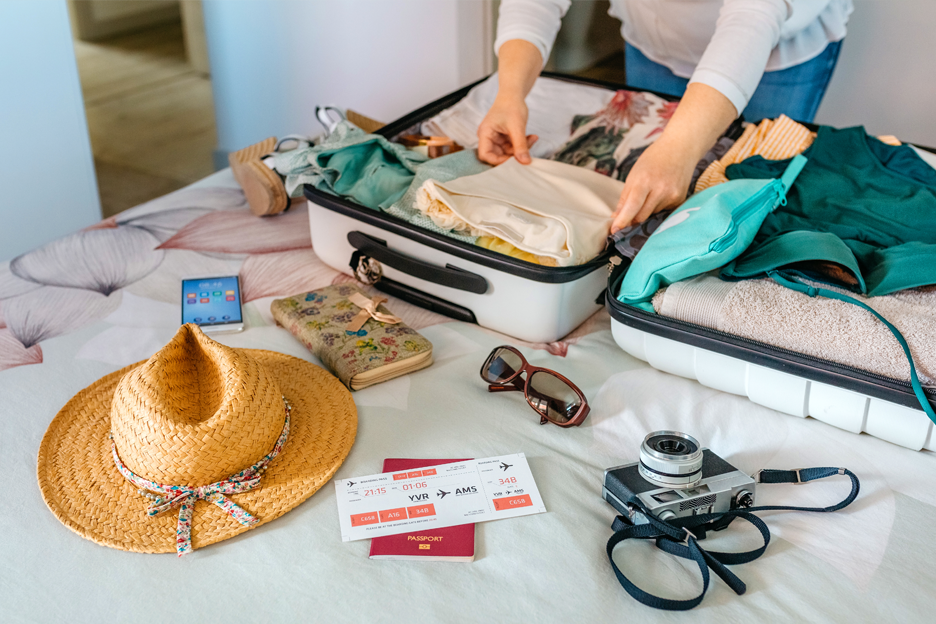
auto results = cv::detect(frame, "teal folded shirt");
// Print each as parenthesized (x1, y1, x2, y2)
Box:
(722, 126, 936, 295)
(274, 121, 427, 210)
(273, 122, 489, 242)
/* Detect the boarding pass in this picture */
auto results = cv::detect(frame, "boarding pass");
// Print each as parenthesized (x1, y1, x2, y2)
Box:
(334, 453, 546, 542)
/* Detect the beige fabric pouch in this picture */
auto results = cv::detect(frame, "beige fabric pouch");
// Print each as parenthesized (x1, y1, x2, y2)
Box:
(416, 157, 623, 266)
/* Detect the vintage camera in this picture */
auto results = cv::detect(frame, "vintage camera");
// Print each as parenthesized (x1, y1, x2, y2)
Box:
(603, 431, 755, 526)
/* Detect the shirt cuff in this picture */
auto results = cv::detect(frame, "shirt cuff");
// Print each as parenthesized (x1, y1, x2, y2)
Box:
(688, 69, 749, 117)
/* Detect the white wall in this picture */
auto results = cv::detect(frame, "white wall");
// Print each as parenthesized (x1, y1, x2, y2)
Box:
(815, 0, 936, 146)
(0, 0, 101, 262)
(202, 0, 493, 157)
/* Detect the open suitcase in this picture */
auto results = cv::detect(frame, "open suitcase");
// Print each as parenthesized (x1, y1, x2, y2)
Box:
(605, 229, 936, 451)
(305, 73, 679, 344)
(603, 123, 936, 452)
(306, 72, 936, 450)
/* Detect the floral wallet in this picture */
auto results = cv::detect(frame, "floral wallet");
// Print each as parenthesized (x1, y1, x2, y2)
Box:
(270, 284, 433, 390)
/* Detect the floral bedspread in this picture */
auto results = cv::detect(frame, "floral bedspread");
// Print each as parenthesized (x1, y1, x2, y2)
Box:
(0, 174, 604, 373)
(2, 170, 935, 623)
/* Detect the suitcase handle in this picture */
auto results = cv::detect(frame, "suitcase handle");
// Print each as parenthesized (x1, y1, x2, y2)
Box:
(347, 231, 489, 294)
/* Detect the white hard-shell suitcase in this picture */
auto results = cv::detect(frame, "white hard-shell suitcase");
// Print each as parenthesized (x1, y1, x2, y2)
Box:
(306, 74, 651, 343)
(605, 258, 936, 451)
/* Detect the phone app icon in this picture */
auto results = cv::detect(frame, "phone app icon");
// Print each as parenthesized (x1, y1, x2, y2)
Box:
(186, 299, 196, 304)
(200, 292, 209, 297)
(208, 316, 216, 321)
(193, 317, 202, 322)
(226, 296, 235, 301)
(222, 315, 230, 320)
(186, 293, 196, 299)
(226, 290, 235, 295)
(200, 298, 209, 303)
(213, 291, 222, 296)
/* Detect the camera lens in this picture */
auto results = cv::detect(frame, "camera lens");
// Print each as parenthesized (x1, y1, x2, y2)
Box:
(639, 431, 703, 489)
(649, 434, 697, 456)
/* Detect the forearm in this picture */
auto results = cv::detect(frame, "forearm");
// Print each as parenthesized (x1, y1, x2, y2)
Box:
(495, 39, 542, 102)
(610, 83, 738, 231)
(656, 83, 737, 164)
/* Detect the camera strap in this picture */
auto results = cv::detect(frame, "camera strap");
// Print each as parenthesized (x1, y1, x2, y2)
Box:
(606, 466, 860, 611)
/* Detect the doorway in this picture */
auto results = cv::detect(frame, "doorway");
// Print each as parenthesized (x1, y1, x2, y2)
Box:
(68, 0, 217, 218)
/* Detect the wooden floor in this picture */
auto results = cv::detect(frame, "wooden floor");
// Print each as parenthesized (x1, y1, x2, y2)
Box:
(75, 23, 217, 218)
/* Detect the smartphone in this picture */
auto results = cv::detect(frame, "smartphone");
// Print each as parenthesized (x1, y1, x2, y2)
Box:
(181, 276, 245, 333)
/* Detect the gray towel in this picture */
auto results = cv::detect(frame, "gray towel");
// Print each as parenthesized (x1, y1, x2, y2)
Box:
(653, 274, 936, 386)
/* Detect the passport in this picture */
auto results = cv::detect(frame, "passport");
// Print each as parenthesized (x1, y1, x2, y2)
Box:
(368, 458, 475, 562)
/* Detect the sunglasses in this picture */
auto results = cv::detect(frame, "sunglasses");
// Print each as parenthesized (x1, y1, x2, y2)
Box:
(480, 346, 590, 427)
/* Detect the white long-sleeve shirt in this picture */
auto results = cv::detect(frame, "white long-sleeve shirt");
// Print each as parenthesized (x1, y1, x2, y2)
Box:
(494, 0, 853, 115)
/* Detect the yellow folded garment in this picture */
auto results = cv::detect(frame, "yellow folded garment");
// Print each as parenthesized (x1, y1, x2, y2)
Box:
(475, 236, 559, 266)
(695, 115, 816, 192)
(695, 116, 904, 193)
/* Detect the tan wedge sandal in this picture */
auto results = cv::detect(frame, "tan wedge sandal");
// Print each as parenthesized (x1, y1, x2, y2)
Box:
(228, 136, 291, 217)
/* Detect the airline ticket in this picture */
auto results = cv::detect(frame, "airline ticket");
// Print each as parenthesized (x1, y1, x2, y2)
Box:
(334, 453, 546, 542)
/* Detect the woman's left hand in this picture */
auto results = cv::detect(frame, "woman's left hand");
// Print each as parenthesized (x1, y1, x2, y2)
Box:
(609, 82, 739, 234)
(610, 136, 697, 233)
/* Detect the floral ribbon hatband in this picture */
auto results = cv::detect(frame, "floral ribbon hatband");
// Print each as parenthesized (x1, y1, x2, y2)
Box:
(111, 397, 292, 556)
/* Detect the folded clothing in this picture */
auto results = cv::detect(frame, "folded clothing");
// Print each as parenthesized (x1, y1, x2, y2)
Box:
(723, 126, 936, 296)
(384, 149, 490, 243)
(421, 74, 617, 159)
(693, 115, 905, 194)
(271, 284, 433, 391)
(475, 235, 558, 267)
(694, 115, 815, 192)
(652, 274, 936, 387)
(415, 158, 624, 266)
(273, 120, 427, 210)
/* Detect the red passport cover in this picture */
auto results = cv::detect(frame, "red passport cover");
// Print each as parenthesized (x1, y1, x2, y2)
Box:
(368, 458, 475, 561)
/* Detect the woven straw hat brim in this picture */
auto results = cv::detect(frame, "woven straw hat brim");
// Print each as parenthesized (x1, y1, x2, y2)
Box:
(37, 349, 357, 554)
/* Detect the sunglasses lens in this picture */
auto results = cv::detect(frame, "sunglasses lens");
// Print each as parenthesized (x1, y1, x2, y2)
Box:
(482, 347, 524, 384)
(527, 371, 582, 424)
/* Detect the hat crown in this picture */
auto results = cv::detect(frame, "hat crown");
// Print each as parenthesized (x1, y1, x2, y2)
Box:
(110, 325, 285, 486)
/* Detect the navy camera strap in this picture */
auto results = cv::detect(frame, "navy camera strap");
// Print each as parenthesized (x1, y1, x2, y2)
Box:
(606, 467, 860, 611)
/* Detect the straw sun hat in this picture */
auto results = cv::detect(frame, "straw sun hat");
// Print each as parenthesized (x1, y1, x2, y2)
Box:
(37, 324, 357, 555)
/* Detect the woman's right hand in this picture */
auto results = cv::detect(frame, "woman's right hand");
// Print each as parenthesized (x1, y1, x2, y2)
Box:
(477, 95, 539, 166)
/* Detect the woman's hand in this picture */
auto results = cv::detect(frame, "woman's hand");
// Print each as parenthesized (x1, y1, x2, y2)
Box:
(610, 82, 739, 233)
(477, 96, 539, 165)
(476, 39, 543, 166)
(610, 136, 696, 232)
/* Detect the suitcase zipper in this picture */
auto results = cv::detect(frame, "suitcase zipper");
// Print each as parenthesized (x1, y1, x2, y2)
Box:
(708, 180, 784, 254)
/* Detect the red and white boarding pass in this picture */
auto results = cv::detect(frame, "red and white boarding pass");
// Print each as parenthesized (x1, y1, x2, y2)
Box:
(334, 453, 546, 542)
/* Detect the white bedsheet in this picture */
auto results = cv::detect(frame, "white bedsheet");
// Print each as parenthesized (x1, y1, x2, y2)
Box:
(1, 171, 934, 623)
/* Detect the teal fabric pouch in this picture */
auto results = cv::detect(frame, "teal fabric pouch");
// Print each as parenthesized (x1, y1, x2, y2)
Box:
(617, 154, 808, 311)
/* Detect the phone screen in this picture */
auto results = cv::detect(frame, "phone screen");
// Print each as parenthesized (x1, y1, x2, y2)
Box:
(181, 276, 243, 327)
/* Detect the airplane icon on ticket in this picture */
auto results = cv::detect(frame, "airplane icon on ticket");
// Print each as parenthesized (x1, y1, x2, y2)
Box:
(499, 462, 512, 471)
(438, 489, 450, 499)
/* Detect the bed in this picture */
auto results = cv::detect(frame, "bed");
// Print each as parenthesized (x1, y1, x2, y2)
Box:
(2, 170, 934, 622)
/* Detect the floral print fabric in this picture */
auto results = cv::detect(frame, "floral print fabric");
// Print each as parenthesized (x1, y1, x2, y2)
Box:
(551, 90, 676, 181)
(111, 397, 292, 556)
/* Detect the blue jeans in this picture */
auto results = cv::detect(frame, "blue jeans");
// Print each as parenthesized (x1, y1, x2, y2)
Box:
(624, 41, 843, 123)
